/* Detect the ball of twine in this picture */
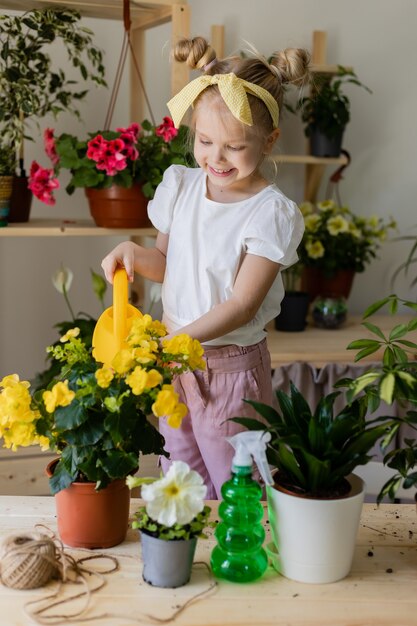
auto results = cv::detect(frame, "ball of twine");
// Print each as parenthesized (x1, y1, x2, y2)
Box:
(0, 532, 59, 590)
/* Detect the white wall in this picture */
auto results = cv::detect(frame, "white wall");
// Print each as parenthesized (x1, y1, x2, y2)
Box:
(1, 0, 416, 381)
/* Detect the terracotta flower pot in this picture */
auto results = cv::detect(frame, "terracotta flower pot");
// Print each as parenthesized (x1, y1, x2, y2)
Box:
(85, 183, 150, 228)
(301, 267, 355, 301)
(46, 459, 131, 549)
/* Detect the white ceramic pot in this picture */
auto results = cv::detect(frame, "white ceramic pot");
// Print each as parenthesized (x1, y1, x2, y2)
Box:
(266, 473, 364, 584)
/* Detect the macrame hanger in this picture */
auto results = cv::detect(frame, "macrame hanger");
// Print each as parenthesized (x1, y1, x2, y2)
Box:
(325, 149, 351, 205)
(103, 0, 156, 130)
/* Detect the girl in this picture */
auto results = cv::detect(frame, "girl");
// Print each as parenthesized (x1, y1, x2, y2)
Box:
(101, 37, 309, 498)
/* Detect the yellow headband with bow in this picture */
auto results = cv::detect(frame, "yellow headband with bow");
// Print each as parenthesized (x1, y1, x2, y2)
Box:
(167, 73, 279, 129)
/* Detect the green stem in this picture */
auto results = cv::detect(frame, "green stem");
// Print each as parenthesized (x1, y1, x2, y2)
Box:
(62, 284, 75, 321)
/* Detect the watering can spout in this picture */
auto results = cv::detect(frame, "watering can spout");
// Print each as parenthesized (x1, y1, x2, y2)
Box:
(92, 267, 142, 366)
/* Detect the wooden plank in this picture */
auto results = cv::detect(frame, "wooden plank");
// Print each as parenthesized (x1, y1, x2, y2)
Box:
(171, 3, 190, 96)
(312, 30, 327, 65)
(0, 219, 157, 237)
(0, 0, 182, 21)
(210, 24, 225, 58)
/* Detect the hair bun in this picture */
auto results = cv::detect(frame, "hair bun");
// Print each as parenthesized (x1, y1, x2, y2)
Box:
(173, 36, 216, 71)
(270, 48, 311, 85)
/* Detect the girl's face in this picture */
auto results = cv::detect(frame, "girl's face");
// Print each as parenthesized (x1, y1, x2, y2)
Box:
(193, 97, 278, 201)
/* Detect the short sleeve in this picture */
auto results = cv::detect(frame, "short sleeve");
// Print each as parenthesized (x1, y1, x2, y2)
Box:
(147, 165, 186, 233)
(244, 197, 305, 268)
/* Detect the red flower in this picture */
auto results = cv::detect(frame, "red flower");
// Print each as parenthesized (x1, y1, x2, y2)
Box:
(28, 161, 60, 206)
(44, 128, 60, 166)
(155, 117, 178, 143)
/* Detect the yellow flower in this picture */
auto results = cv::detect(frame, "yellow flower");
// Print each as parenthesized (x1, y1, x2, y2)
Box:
(304, 214, 321, 232)
(2, 422, 38, 451)
(0, 374, 28, 389)
(367, 215, 380, 229)
(126, 367, 163, 395)
(305, 240, 325, 259)
(0, 380, 34, 424)
(151, 384, 188, 429)
(95, 367, 114, 389)
(348, 223, 362, 239)
(317, 200, 336, 211)
(166, 403, 188, 429)
(43, 380, 75, 413)
(152, 384, 179, 417)
(132, 346, 156, 365)
(163, 334, 206, 370)
(299, 201, 313, 216)
(112, 349, 135, 374)
(60, 327, 80, 343)
(127, 315, 167, 345)
(327, 215, 350, 236)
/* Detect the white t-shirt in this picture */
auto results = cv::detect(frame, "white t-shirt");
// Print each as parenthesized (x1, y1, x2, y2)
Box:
(148, 165, 304, 346)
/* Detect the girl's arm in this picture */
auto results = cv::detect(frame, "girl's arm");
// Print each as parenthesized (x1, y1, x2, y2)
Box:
(173, 253, 281, 343)
(101, 232, 169, 283)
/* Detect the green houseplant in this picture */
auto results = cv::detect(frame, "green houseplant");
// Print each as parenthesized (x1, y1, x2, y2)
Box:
(337, 294, 417, 503)
(127, 461, 212, 588)
(298, 199, 396, 300)
(231, 383, 396, 583)
(292, 66, 371, 156)
(28, 118, 190, 227)
(0, 7, 106, 221)
(0, 8, 106, 166)
(0, 313, 205, 547)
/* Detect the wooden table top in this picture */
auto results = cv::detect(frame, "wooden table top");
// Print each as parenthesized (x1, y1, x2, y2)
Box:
(0, 496, 416, 625)
(266, 314, 416, 369)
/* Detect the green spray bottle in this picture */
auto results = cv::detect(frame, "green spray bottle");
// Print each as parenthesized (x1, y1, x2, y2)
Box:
(210, 430, 274, 583)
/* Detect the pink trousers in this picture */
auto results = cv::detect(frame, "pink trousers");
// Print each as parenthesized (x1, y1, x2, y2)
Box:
(159, 338, 272, 499)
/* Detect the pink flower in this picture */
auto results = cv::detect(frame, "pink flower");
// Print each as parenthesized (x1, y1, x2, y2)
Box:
(86, 134, 107, 161)
(116, 123, 140, 141)
(155, 117, 178, 142)
(44, 129, 60, 166)
(28, 161, 60, 206)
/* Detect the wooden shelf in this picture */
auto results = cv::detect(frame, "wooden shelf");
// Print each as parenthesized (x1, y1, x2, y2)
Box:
(272, 154, 349, 166)
(0, 0, 184, 23)
(0, 219, 157, 237)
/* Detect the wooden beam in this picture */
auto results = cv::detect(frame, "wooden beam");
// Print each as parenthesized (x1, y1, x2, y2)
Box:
(210, 24, 225, 58)
(171, 3, 190, 96)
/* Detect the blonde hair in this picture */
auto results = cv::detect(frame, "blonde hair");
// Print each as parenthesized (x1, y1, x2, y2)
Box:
(173, 36, 311, 138)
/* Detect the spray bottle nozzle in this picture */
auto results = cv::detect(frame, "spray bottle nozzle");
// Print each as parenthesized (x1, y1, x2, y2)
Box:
(226, 430, 274, 486)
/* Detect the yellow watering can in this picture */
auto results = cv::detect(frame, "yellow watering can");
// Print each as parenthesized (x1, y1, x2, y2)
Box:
(92, 267, 142, 366)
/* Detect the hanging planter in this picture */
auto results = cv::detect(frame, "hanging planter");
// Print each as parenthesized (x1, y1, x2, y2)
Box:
(85, 183, 150, 228)
(46, 459, 131, 549)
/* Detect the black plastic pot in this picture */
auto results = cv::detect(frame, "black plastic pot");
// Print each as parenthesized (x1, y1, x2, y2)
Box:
(309, 128, 344, 158)
(275, 291, 310, 332)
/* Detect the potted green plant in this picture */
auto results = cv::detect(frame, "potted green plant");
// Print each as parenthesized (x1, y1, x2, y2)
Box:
(298, 199, 396, 301)
(231, 383, 396, 583)
(291, 66, 371, 157)
(338, 294, 417, 503)
(0, 313, 205, 548)
(0, 7, 106, 221)
(28, 118, 190, 227)
(127, 461, 212, 588)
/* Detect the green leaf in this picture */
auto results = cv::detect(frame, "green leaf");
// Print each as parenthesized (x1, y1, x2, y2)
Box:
(363, 297, 392, 318)
(389, 323, 408, 341)
(362, 321, 386, 340)
(379, 373, 395, 404)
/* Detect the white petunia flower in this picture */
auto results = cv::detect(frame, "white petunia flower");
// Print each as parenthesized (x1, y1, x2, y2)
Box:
(141, 460, 207, 527)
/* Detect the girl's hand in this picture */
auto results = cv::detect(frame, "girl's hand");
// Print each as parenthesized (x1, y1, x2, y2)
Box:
(101, 241, 137, 283)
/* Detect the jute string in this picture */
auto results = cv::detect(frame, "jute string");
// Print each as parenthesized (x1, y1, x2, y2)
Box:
(0, 526, 217, 625)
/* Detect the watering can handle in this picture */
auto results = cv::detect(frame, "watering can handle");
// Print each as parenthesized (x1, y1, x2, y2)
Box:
(113, 268, 128, 351)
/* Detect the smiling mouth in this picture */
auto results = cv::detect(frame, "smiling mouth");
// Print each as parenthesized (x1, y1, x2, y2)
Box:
(209, 166, 234, 176)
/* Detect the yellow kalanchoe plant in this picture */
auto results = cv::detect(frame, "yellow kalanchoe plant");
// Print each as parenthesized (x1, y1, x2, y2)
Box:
(298, 199, 396, 277)
(0, 314, 205, 495)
